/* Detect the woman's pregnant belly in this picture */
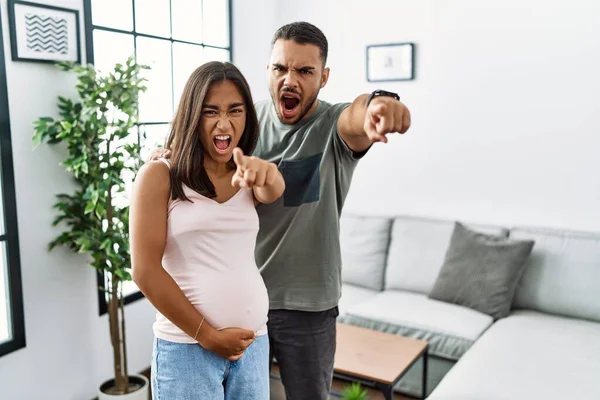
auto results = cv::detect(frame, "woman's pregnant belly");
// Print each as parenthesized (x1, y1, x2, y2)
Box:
(193, 269, 269, 334)
(153, 267, 269, 343)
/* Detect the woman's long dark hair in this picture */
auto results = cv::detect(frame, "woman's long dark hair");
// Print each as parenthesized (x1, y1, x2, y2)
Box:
(165, 61, 259, 201)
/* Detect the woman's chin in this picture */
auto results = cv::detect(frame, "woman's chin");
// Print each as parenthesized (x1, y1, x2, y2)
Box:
(208, 146, 233, 163)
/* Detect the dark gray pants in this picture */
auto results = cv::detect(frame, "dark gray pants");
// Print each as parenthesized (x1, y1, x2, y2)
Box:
(268, 307, 339, 400)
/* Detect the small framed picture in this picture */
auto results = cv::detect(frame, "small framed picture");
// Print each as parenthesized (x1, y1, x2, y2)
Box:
(366, 43, 415, 82)
(7, 0, 81, 64)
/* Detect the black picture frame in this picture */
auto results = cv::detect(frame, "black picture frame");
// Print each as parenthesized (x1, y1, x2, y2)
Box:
(366, 42, 415, 82)
(7, 0, 81, 64)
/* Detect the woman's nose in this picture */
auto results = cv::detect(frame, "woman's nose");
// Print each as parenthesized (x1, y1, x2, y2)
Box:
(216, 116, 232, 131)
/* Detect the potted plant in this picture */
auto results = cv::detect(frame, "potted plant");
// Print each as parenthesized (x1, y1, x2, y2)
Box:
(32, 57, 150, 399)
(341, 382, 369, 400)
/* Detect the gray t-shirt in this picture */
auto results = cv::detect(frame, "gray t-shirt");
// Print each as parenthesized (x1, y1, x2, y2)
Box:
(253, 99, 364, 312)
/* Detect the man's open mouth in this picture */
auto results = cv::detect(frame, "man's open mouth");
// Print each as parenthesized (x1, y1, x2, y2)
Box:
(213, 135, 232, 154)
(280, 93, 301, 119)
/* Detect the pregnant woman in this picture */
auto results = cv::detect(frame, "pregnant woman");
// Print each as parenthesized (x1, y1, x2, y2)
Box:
(129, 61, 285, 400)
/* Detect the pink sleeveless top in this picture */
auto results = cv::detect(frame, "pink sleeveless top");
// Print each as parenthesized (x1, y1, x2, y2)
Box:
(152, 160, 269, 343)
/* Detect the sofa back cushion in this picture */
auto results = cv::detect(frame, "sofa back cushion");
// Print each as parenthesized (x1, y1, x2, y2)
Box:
(385, 216, 508, 294)
(340, 214, 392, 291)
(428, 222, 534, 320)
(511, 228, 600, 322)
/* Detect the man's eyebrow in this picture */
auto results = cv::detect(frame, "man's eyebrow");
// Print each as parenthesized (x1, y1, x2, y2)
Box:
(272, 63, 316, 71)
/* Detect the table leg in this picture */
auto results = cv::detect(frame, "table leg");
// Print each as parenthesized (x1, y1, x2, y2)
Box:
(422, 348, 428, 400)
(376, 383, 394, 400)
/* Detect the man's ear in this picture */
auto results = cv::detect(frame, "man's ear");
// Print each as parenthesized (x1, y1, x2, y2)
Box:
(320, 67, 330, 89)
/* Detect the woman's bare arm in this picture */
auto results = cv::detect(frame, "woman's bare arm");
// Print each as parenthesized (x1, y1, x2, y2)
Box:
(130, 162, 207, 337)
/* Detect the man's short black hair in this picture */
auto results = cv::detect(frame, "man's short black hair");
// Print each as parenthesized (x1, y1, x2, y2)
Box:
(271, 21, 328, 65)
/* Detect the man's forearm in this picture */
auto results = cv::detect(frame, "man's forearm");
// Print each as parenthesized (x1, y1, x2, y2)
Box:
(337, 94, 373, 152)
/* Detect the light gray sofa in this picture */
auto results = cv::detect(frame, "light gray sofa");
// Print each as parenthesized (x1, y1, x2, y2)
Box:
(337, 214, 600, 399)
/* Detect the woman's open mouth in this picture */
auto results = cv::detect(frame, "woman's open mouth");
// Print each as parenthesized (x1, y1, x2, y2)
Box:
(213, 135, 232, 155)
(280, 93, 301, 120)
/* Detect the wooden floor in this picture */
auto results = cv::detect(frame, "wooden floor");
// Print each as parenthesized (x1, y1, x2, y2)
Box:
(270, 365, 416, 400)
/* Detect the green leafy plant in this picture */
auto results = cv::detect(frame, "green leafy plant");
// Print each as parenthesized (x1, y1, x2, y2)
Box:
(32, 57, 149, 394)
(341, 382, 369, 400)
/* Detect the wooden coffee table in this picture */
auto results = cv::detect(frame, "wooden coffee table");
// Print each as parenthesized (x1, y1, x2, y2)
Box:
(333, 323, 429, 400)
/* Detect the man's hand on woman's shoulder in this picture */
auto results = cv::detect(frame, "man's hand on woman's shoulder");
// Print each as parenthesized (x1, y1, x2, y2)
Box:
(148, 147, 171, 162)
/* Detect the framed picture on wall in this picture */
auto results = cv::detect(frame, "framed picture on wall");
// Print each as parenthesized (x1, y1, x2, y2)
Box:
(7, 0, 81, 63)
(366, 42, 415, 82)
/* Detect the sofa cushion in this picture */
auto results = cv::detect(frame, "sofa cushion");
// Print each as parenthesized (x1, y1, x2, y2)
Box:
(385, 216, 508, 294)
(428, 222, 534, 320)
(428, 310, 600, 400)
(340, 214, 392, 291)
(511, 228, 600, 323)
(338, 283, 380, 320)
(343, 290, 493, 360)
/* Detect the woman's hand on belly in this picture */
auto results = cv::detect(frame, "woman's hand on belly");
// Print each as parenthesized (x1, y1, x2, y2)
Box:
(198, 325, 257, 361)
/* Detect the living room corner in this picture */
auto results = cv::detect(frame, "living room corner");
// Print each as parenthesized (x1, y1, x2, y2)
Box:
(0, 0, 599, 399)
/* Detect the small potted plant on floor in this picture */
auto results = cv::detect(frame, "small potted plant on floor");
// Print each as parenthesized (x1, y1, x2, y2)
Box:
(341, 382, 369, 400)
(33, 57, 150, 399)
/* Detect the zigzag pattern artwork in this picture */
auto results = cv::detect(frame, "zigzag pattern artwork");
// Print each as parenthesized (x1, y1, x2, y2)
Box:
(25, 13, 68, 54)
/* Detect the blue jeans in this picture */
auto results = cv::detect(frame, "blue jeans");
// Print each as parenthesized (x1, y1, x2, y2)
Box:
(151, 334, 269, 400)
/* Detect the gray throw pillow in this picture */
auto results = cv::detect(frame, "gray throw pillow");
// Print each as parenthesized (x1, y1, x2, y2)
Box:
(428, 222, 534, 320)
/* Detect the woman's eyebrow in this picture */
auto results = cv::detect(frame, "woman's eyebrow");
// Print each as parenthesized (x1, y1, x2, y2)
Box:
(202, 102, 245, 109)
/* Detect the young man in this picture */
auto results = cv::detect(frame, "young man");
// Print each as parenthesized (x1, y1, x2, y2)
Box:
(152, 21, 411, 400)
(254, 22, 410, 400)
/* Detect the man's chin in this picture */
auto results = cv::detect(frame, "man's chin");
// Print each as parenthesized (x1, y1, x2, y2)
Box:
(277, 106, 302, 124)
(279, 114, 301, 125)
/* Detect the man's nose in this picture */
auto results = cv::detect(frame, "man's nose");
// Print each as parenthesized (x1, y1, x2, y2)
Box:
(283, 71, 298, 88)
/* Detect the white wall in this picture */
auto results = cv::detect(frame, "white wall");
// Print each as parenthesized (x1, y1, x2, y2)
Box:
(236, 0, 600, 233)
(0, 1, 156, 399)
(0, 0, 598, 397)
(232, 0, 278, 102)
